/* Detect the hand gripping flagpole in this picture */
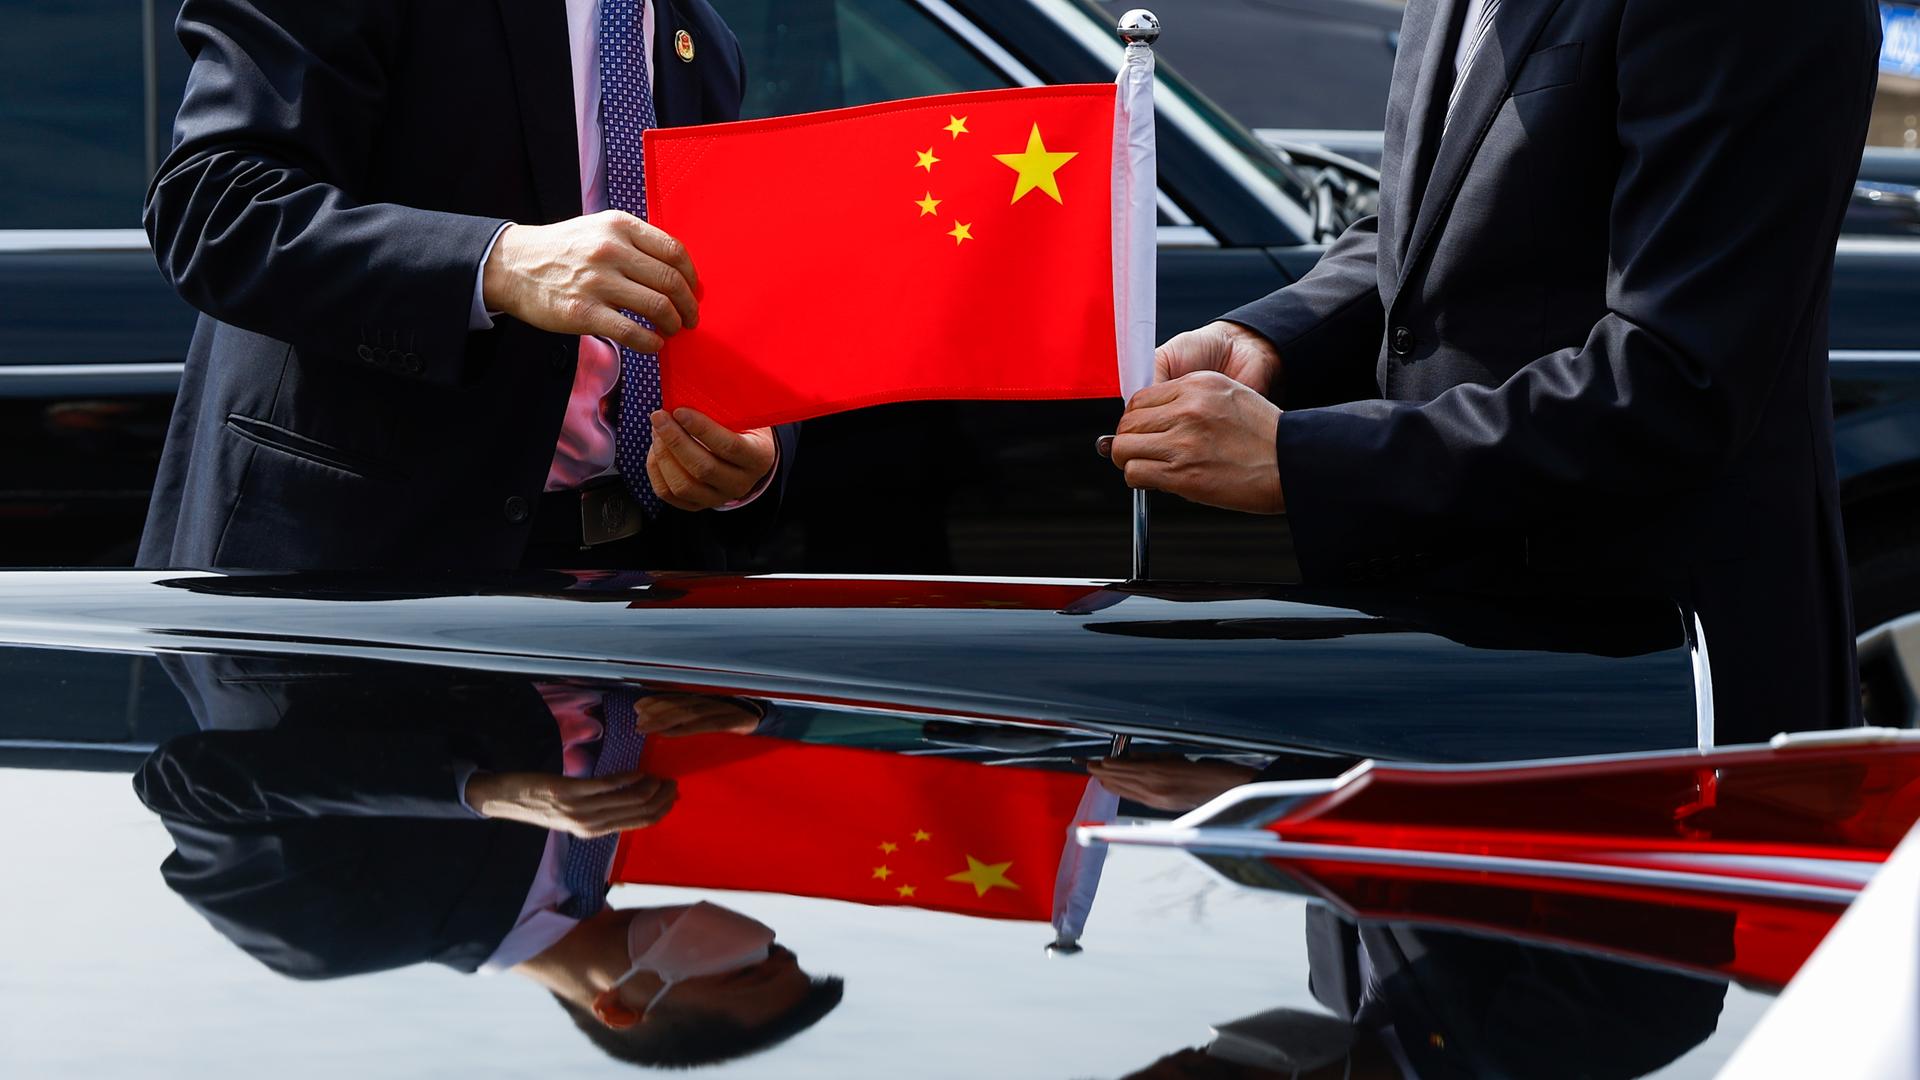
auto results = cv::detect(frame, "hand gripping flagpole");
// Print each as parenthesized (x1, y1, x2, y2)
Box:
(1116, 10, 1158, 582)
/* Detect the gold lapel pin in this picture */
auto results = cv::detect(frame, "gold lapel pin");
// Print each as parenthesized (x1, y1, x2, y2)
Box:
(675, 29, 695, 62)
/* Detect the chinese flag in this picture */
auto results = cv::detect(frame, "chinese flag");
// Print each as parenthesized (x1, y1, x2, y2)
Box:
(610, 732, 1095, 922)
(644, 84, 1126, 429)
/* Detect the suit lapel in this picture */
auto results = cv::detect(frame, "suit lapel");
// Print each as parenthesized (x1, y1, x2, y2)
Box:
(651, 0, 705, 128)
(494, 0, 582, 224)
(1388, 0, 1463, 270)
(1397, 0, 1567, 291)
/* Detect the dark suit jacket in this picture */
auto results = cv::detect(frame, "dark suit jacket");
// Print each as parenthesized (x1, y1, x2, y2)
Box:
(1304, 909, 1726, 1079)
(135, 655, 559, 978)
(1224, 0, 1881, 739)
(138, 0, 793, 571)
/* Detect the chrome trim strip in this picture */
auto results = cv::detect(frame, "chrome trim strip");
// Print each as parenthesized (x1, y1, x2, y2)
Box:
(0, 362, 185, 397)
(1836, 237, 1920, 256)
(1831, 350, 1920, 363)
(1688, 609, 1715, 749)
(1074, 825, 1866, 905)
(1155, 190, 1192, 226)
(1156, 225, 1217, 249)
(0, 229, 150, 254)
(0, 739, 157, 754)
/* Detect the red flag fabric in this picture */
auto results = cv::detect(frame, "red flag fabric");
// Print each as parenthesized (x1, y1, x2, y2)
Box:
(611, 732, 1093, 921)
(643, 85, 1121, 429)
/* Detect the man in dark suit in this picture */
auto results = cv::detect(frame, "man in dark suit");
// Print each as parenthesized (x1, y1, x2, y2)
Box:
(1105, 0, 1882, 739)
(139, 0, 796, 572)
(135, 655, 843, 1068)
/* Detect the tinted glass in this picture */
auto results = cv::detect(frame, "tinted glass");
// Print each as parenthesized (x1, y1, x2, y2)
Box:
(0, 0, 149, 228)
(720, 0, 1013, 120)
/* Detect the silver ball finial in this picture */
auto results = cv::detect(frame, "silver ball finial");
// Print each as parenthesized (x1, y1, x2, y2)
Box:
(1117, 8, 1159, 45)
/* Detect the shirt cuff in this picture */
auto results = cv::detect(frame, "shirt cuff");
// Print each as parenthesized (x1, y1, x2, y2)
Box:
(715, 432, 780, 511)
(468, 223, 514, 331)
(454, 762, 486, 818)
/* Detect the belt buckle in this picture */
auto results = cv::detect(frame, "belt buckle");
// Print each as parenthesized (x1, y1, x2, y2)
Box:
(579, 483, 643, 547)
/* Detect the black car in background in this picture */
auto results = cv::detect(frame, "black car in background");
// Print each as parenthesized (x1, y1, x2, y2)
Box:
(6, 0, 1920, 636)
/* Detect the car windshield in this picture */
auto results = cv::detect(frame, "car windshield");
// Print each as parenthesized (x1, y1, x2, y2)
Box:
(1056, 0, 1318, 213)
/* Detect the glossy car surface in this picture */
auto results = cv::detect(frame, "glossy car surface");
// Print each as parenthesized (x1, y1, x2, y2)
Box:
(0, 568, 1819, 1077)
(5, 0, 1920, 629)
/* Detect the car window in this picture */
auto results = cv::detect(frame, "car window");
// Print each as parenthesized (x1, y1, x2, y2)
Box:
(722, 0, 1015, 119)
(0, 0, 150, 228)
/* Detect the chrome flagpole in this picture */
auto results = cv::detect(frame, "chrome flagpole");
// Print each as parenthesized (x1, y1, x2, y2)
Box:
(1117, 10, 1158, 582)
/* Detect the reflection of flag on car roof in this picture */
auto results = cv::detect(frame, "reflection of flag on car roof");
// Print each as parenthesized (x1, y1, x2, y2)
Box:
(611, 732, 1109, 926)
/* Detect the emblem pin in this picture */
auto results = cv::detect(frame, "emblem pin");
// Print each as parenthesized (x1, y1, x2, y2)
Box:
(675, 29, 695, 62)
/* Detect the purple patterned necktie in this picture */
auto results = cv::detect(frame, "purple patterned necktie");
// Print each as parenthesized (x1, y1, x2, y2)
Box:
(601, 0, 665, 516)
(557, 690, 647, 919)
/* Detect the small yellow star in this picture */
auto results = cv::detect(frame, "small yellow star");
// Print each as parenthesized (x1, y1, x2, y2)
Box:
(897, 884, 917, 898)
(946, 855, 1020, 897)
(944, 115, 969, 139)
(872, 865, 893, 881)
(993, 124, 1078, 204)
(947, 221, 972, 245)
(879, 841, 900, 854)
(914, 193, 941, 217)
(913, 830, 931, 842)
(915, 147, 940, 171)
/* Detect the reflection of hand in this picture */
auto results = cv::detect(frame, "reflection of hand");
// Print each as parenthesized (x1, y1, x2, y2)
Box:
(466, 771, 677, 839)
(1084, 755, 1259, 813)
(646, 408, 778, 511)
(635, 693, 764, 736)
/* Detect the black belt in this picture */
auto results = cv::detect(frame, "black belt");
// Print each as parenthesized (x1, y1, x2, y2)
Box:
(530, 477, 645, 548)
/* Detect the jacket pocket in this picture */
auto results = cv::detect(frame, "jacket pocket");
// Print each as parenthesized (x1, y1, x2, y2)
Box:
(1511, 42, 1582, 97)
(223, 414, 408, 484)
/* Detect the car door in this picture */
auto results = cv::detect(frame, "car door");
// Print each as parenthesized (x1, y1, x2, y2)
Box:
(0, 0, 197, 566)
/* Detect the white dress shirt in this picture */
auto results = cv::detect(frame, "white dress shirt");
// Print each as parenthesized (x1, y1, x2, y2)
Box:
(1454, 0, 1492, 78)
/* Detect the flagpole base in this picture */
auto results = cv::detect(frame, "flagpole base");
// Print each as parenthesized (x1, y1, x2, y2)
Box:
(1045, 939, 1085, 957)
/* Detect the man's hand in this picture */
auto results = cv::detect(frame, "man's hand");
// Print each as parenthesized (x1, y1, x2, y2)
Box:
(635, 693, 764, 736)
(466, 770, 677, 839)
(1155, 320, 1283, 396)
(482, 210, 700, 356)
(1084, 754, 1260, 813)
(647, 407, 777, 511)
(1103, 371, 1286, 514)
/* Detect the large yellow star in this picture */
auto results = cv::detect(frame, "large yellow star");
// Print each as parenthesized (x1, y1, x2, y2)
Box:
(944, 115, 969, 139)
(915, 147, 940, 171)
(947, 221, 973, 245)
(915, 193, 941, 217)
(993, 125, 1077, 204)
(946, 855, 1019, 897)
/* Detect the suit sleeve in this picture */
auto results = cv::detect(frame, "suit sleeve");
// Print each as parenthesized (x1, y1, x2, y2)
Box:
(1275, 0, 1879, 578)
(133, 730, 478, 825)
(1220, 214, 1386, 410)
(144, 0, 508, 385)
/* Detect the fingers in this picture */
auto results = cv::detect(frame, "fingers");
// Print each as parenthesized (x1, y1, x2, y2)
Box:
(611, 247, 699, 332)
(589, 306, 665, 355)
(1115, 402, 1181, 436)
(649, 411, 759, 507)
(614, 212, 701, 296)
(648, 438, 727, 511)
(604, 274, 685, 337)
(1120, 455, 1178, 493)
(668, 408, 749, 464)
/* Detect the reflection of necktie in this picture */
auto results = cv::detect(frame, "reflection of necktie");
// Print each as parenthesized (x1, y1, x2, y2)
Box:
(600, 0, 665, 516)
(558, 690, 646, 918)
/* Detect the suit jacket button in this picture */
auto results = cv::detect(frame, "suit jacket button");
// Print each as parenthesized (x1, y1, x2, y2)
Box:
(1390, 326, 1415, 357)
(503, 495, 530, 524)
(402, 352, 423, 375)
(356, 345, 375, 363)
